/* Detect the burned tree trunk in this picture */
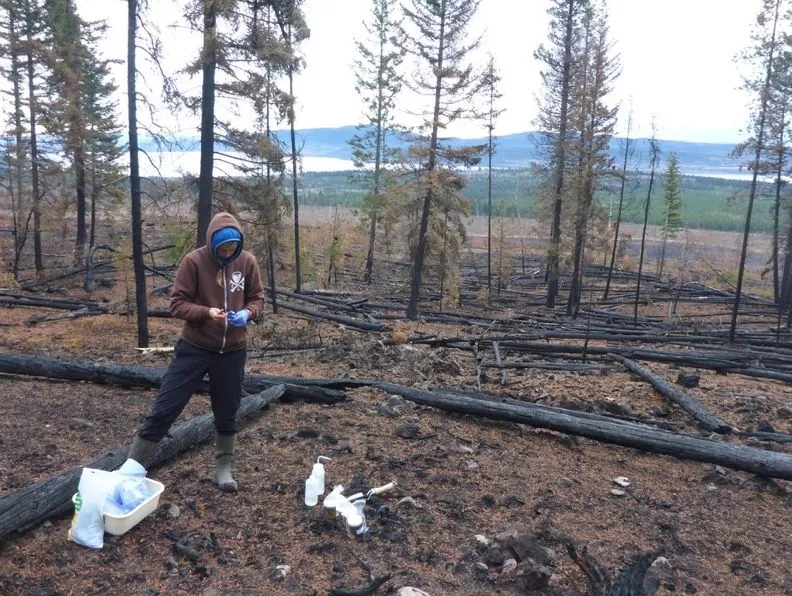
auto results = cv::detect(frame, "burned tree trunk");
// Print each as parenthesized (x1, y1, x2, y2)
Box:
(0, 386, 285, 541)
(374, 382, 792, 481)
(610, 354, 732, 433)
(0, 353, 348, 403)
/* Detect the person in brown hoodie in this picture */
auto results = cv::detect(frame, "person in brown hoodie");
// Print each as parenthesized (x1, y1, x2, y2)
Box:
(126, 212, 265, 492)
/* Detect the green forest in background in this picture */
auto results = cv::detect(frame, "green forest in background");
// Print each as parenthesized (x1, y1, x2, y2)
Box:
(294, 169, 776, 233)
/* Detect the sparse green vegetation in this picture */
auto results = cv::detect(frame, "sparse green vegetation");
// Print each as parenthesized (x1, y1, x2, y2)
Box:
(286, 169, 775, 233)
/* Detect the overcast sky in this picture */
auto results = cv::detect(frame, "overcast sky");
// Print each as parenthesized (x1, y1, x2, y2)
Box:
(77, 0, 762, 144)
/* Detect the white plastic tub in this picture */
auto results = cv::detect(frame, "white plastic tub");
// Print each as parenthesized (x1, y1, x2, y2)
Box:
(72, 476, 165, 536)
(104, 477, 165, 535)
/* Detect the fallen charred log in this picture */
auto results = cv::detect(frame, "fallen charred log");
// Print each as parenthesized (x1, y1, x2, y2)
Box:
(0, 353, 348, 403)
(0, 385, 285, 541)
(274, 300, 388, 332)
(373, 382, 792, 481)
(610, 354, 732, 434)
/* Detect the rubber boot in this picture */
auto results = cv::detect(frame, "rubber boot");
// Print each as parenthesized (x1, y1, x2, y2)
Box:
(128, 436, 159, 468)
(214, 433, 238, 493)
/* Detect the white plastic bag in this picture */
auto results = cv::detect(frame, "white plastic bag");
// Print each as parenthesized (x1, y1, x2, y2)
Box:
(68, 468, 121, 549)
(105, 477, 152, 515)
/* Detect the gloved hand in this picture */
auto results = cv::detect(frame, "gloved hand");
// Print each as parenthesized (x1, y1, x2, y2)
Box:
(227, 309, 250, 327)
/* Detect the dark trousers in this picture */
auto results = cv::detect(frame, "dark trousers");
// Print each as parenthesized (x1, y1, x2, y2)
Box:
(138, 339, 245, 442)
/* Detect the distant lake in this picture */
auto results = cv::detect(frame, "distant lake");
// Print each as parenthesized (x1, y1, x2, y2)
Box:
(137, 150, 765, 182)
(137, 151, 355, 177)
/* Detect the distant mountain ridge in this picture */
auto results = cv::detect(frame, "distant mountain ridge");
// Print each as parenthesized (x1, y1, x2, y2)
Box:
(140, 125, 744, 177)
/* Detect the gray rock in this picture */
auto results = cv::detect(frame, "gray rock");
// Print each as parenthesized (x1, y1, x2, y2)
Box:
(502, 558, 518, 574)
(647, 404, 671, 418)
(514, 559, 554, 591)
(397, 588, 431, 596)
(494, 529, 556, 566)
(485, 546, 505, 566)
(676, 372, 700, 388)
(642, 556, 676, 595)
(395, 422, 420, 439)
(595, 399, 636, 417)
(365, 444, 383, 461)
(777, 404, 792, 418)
(376, 403, 396, 417)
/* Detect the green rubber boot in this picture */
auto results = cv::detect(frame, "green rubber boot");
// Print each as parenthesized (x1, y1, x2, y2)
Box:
(214, 433, 238, 493)
(128, 436, 159, 469)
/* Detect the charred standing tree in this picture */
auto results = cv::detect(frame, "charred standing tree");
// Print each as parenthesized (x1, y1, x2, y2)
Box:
(603, 110, 633, 300)
(566, 5, 619, 317)
(482, 55, 504, 298)
(23, 0, 43, 274)
(400, 0, 484, 319)
(349, 0, 404, 285)
(730, 0, 786, 341)
(535, 0, 583, 309)
(634, 128, 660, 326)
(287, 21, 301, 292)
(195, 0, 217, 248)
(128, 0, 148, 347)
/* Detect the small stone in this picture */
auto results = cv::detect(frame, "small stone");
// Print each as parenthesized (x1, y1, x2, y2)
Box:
(485, 546, 505, 566)
(166, 503, 180, 518)
(474, 561, 489, 575)
(610, 489, 626, 497)
(397, 588, 431, 596)
(715, 466, 728, 476)
(70, 418, 93, 429)
(395, 422, 420, 439)
(647, 405, 671, 417)
(396, 496, 421, 509)
(273, 564, 290, 581)
(474, 534, 490, 551)
(706, 483, 718, 491)
(502, 558, 518, 574)
(466, 460, 479, 470)
(676, 372, 700, 388)
(376, 404, 395, 417)
(365, 445, 383, 461)
(612, 476, 630, 487)
(387, 395, 411, 414)
(596, 399, 636, 417)
(548, 573, 564, 587)
(777, 404, 792, 418)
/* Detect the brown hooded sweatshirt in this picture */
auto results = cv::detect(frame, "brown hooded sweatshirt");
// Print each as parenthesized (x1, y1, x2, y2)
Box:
(170, 212, 265, 352)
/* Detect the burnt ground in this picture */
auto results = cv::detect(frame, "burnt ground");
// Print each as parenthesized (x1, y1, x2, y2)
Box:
(1, 288, 792, 596)
(1, 209, 792, 595)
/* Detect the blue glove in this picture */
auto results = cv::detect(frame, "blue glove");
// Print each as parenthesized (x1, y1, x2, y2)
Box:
(227, 309, 250, 327)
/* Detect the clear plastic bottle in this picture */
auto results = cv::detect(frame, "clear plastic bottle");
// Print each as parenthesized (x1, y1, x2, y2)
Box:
(304, 475, 321, 506)
(311, 456, 331, 495)
(304, 456, 332, 507)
